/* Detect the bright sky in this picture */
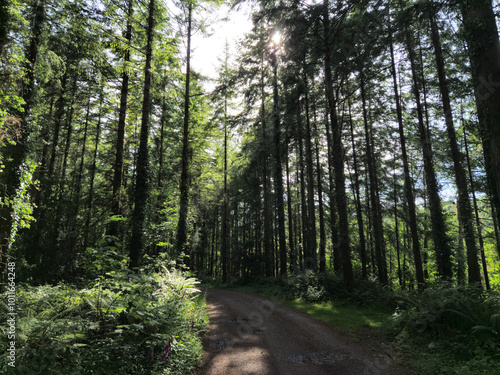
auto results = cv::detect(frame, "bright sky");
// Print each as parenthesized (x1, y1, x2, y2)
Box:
(191, 3, 253, 80)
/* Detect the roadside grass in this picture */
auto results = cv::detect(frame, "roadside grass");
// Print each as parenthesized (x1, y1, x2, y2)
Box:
(282, 299, 389, 335)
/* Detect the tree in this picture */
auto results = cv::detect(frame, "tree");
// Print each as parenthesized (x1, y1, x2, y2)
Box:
(322, 0, 353, 287)
(177, 1, 193, 257)
(464, 130, 491, 288)
(388, 10, 424, 287)
(0, 0, 45, 281)
(359, 69, 388, 284)
(0, 0, 10, 57)
(427, 4, 481, 284)
(404, 18, 453, 280)
(348, 100, 368, 278)
(457, 0, 500, 239)
(129, 0, 155, 269)
(271, 36, 287, 277)
(216, 42, 231, 282)
(109, 0, 134, 238)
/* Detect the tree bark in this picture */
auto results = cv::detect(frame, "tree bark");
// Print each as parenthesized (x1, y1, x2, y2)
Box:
(84, 91, 104, 249)
(0, 0, 10, 57)
(302, 60, 317, 270)
(388, 13, 424, 288)
(458, 0, 500, 240)
(393, 152, 403, 287)
(348, 102, 367, 278)
(129, 0, 155, 269)
(286, 143, 296, 273)
(177, 2, 192, 257)
(260, 51, 272, 277)
(271, 50, 287, 277)
(222, 65, 229, 282)
(324, 112, 341, 273)
(314, 122, 326, 273)
(297, 108, 308, 270)
(491, 203, 500, 259)
(405, 25, 452, 280)
(429, 10, 481, 285)
(323, 0, 353, 287)
(109, 0, 134, 237)
(74, 96, 91, 212)
(360, 71, 388, 284)
(0, 0, 45, 282)
(464, 130, 490, 288)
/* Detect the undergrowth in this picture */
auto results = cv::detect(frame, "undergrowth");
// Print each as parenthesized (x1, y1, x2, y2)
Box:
(389, 284, 500, 375)
(0, 239, 208, 375)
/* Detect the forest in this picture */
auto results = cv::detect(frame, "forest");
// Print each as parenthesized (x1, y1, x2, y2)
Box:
(1, 0, 500, 374)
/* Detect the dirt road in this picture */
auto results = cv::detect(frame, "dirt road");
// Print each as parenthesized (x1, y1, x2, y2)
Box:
(195, 288, 411, 375)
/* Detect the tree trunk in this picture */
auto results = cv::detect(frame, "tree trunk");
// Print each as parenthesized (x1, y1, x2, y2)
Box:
(360, 71, 388, 284)
(58, 84, 76, 198)
(388, 14, 424, 288)
(0, 0, 45, 281)
(151, 95, 167, 256)
(272, 50, 287, 277)
(423, 188, 430, 280)
(405, 24, 452, 280)
(298, 110, 308, 270)
(464, 130, 490, 288)
(314, 122, 326, 272)
(294, 168, 303, 271)
(222, 72, 229, 282)
(303, 61, 317, 270)
(74, 96, 91, 211)
(429, 10, 482, 285)
(365, 170, 375, 275)
(0, 0, 10, 57)
(348, 102, 367, 278)
(33, 95, 54, 208)
(109, 0, 133, 237)
(177, 2, 192, 257)
(456, 200, 467, 285)
(47, 74, 67, 184)
(393, 153, 403, 287)
(324, 113, 341, 273)
(286, 145, 296, 273)
(129, 0, 155, 269)
(260, 54, 272, 277)
(491, 203, 500, 259)
(84, 91, 103, 249)
(323, 0, 353, 287)
(458, 0, 500, 239)
(210, 206, 218, 277)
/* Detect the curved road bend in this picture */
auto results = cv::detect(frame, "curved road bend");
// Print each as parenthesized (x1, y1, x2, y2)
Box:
(195, 288, 411, 375)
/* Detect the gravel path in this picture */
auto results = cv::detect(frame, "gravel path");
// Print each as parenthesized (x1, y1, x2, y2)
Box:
(195, 288, 411, 375)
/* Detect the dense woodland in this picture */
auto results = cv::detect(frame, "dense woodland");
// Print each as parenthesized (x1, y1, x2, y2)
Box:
(2, 0, 500, 289)
(2, 0, 500, 373)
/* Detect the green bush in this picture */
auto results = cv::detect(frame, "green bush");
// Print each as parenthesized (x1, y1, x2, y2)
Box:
(287, 270, 332, 302)
(390, 285, 498, 338)
(388, 284, 500, 374)
(0, 265, 208, 374)
(285, 271, 400, 308)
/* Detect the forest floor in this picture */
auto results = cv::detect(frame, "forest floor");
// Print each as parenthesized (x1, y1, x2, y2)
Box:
(194, 288, 412, 375)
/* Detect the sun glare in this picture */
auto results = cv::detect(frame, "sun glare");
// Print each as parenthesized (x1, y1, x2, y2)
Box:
(272, 30, 281, 45)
